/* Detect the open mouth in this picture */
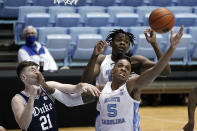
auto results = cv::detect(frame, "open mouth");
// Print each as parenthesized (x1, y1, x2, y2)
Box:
(119, 72, 126, 78)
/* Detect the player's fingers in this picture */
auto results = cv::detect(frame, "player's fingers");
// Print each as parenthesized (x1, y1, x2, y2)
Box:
(93, 87, 101, 97)
(144, 32, 149, 38)
(170, 29, 174, 38)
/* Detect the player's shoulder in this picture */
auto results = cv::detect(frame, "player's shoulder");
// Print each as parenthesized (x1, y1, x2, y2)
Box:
(11, 94, 24, 105)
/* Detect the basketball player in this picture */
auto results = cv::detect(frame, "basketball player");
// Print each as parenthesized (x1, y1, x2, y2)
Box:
(97, 26, 183, 131)
(183, 86, 197, 131)
(11, 61, 100, 131)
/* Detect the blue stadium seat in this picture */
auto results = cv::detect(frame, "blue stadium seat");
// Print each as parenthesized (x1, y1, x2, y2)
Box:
(91, 0, 115, 6)
(69, 27, 98, 45)
(107, 6, 135, 24)
(55, 13, 80, 27)
(85, 12, 110, 27)
(48, 6, 76, 25)
(166, 6, 192, 14)
(188, 26, 197, 45)
(150, 0, 173, 6)
(136, 6, 159, 25)
(18, 6, 47, 23)
(177, 0, 197, 6)
(134, 34, 163, 61)
(77, 6, 105, 25)
(114, 13, 139, 27)
(120, 0, 144, 6)
(24, 13, 50, 27)
(165, 30, 192, 65)
(32, 0, 54, 6)
(175, 13, 197, 27)
(0, 0, 31, 18)
(70, 34, 102, 66)
(37, 27, 68, 44)
(188, 45, 197, 65)
(46, 34, 71, 66)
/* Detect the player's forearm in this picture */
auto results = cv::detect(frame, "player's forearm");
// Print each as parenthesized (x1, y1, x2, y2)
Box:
(81, 54, 98, 83)
(151, 42, 171, 76)
(18, 96, 34, 129)
(137, 46, 175, 88)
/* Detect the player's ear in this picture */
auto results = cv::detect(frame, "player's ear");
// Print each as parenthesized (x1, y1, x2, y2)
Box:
(20, 73, 26, 82)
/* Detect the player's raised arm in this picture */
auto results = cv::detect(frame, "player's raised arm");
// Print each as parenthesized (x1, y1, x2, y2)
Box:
(81, 40, 107, 83)
(127, 26, 184, 90)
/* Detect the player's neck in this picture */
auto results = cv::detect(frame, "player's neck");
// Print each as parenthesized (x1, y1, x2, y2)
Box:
(111, 79, 125, 90)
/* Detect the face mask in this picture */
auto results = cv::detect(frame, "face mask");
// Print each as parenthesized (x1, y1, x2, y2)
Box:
(26, 36, 36, 45)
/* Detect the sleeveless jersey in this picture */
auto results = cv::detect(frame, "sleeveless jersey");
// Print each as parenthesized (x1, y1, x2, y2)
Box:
(96, 55, 114, 85)
(97, 82, 141, 131)
(18, 87, 58, 131)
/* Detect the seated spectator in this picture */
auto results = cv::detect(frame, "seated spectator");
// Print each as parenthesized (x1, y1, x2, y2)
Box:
(18, 26, 58, 72)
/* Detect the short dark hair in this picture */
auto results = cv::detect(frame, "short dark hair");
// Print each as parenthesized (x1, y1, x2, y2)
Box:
(16, 61, 38, 78)
(106, 29, 135, 46)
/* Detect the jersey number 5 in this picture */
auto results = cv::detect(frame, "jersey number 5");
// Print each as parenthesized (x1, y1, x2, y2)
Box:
(107, 104, 117, 117)
(40, 113, 53, 130)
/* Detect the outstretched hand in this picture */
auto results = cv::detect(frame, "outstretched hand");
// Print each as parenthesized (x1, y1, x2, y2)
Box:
(183, 121, 194, 131)
(144, 28, 157, 45)
(77, 83, 101, 97)
(93, 40, 108, 56)
(170, 26, 184, 48)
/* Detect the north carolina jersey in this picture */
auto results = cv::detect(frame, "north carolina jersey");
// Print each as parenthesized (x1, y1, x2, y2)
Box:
(96, 55, 114, 85)
(97, 82, 141, 131)
(18, 87, 58, 131)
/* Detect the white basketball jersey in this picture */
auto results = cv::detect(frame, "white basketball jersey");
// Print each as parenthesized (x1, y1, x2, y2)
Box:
(97, 82, 141, 131)
(96, 55, 114, 85)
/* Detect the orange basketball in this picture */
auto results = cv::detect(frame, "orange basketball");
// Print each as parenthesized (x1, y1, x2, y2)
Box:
(149, 7, 175, 34)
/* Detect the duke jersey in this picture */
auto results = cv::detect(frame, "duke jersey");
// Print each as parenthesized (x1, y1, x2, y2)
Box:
(96, 55, 114, 85)
(18, 87, 58, 131)
(97, 82, 141, 131)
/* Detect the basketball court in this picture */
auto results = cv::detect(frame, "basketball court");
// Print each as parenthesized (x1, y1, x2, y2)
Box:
(7, 106, 197, 131)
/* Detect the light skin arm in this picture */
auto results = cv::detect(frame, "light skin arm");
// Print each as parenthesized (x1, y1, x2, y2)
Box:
(11, 85, 40, 130)
(127, 26, 184, 98)
(131, 29, 171, 76)
(183, 87, 197, 131)
(81, 40, 107, 83)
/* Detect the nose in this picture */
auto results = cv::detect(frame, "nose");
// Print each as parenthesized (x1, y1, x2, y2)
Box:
(120, 66, 126, 72)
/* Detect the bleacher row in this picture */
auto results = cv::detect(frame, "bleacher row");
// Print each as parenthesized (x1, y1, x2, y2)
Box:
(1, 0, 197, 67)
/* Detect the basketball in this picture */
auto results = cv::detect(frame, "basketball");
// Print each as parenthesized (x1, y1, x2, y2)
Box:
(149, 7, 175, 34)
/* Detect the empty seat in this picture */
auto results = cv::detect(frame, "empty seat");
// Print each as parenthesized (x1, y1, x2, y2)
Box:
(188, 45, 197, 65)
(107, 6, 135, 24)
(188, 26, 197, 45)
(0, 0, 30, 18)
(55, 13, 80, 27)
(114, 13, 139, 27)
(136, 6, 159, 25)
(25, 13, 50, 27)
(46, 34, 71, 66)
(150, 0, 173, 6)
(48, 6, 76, 25)
(37, 27, 68, 44)
(70, 34, 102, 66)
(120, 0, 144, 6)
(77, 6, 105, 24)
(91, 0, 115, 6)
(69, 27, 98, 45)
(32, 0, 54, 6)
(175, 13, 197, 27)
(166, 6, 192, 14)
(134, 34, 163, 61)
(177, 0, 197, 6)
(85, 12, 110, 27)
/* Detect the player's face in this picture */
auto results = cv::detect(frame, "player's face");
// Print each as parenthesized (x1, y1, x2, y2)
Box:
(111, 33, 130, 54)
(21, 66, 39, 85)
(112, 59, 131, 81)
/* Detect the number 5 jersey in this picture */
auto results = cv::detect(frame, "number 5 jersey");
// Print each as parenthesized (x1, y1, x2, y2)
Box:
(97, 82, 141, 131)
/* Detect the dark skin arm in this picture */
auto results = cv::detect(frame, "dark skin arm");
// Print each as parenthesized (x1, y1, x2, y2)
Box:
(183, 87, 197, 131)
(131, 29, 171, 76)
(81, 40, 107, 83)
